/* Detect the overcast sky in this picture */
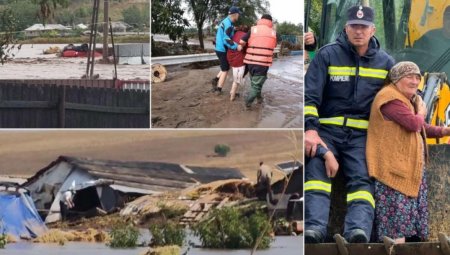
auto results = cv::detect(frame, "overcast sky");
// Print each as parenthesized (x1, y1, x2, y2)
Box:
(268, 0, 304, 25)
(181, 0, 304, 27)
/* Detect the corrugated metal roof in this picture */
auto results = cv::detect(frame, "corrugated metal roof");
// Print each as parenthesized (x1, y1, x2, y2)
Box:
(22, 156, 245, 193)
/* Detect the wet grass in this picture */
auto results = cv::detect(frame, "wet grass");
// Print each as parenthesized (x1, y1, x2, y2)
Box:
(149, 221, 185, 247)
(193, 207, 272, 249)
(108, 224, 139, 248)
(0, 233, 6, 248)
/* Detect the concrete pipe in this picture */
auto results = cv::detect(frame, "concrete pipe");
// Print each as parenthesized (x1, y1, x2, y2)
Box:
(151, 64, 167, 83)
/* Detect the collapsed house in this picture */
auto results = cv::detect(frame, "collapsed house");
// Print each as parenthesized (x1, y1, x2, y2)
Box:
(0, 184, 47, 240)
(21, 156, 245, 223)
(268, 160, 303, 220)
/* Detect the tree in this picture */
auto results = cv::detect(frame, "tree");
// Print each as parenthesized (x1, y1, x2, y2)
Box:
(152, 0, 189, 42)
(308, 0, 322, 38)
(209, 0, 269, 27)
(122, 5, 142, 29)
(214, 144, 231, 157)
(186, 0, 210, 49)
(1, 1, 40, 32)
(31, 0, 69, 24)
(0, 7, 19, 65)
(187, 0, 269, 49)
(276, 22, 302, 36)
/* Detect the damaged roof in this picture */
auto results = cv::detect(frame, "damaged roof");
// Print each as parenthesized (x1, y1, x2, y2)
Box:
(22, 156, 245, 193)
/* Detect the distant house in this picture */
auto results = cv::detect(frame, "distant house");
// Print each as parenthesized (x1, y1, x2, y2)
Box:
(110, 21, 132, 32)
(76, 23, 88, 30)
(24, 24, 70, 37)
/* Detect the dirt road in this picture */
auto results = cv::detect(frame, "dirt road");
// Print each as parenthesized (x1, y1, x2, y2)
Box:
(0, 130, 302, 181)
(152, 56, 303, 128)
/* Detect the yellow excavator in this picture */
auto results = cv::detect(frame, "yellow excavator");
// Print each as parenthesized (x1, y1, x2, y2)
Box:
(306, 0, 450, 144)
(305, 0, 450, 252)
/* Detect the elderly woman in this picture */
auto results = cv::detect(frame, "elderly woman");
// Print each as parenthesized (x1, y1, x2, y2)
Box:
(366, 61, 450, 243)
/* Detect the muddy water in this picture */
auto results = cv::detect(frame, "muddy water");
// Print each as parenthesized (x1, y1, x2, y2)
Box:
(189, 236, 303, 255)
(0, 44, 149, 80)
(258, 56, 303, 128)
(1, 236, 303, 255)
(213, 55, 303, 128)
(1, 242, 147, 254)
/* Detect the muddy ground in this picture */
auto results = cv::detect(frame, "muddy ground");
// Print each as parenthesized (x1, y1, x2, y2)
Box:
(0, 130, 302, 181)
(0, 44, 149, 80)
(152, 56, 303, 128)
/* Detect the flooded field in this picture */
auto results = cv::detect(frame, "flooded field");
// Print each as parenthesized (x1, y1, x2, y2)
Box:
(1, 236, 303, 255)
(152, 55, 303, 128)
(0, 44, 149, 80)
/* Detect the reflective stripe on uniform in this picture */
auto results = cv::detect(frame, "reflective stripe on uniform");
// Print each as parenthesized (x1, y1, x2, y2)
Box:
(305, 180, 331, 193)
(305, 105, 319, 117)
(359, 67, 388, 79)
(328, 66, 356, 76)
(347, 190, 375, 208)
(328, 66, 388, 79)
(319, 117, 369, 130)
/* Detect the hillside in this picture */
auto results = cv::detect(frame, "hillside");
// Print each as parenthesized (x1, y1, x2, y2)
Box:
(0, 0, 149, 31)
(0, 130, 302, 182)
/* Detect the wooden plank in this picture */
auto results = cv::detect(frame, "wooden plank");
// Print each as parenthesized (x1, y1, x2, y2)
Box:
(194, 212, 205, 221)
(216, 197, 229, 209)
(65, 102, 147, 114)
(0, 100, 55, 109)
(58, 86, 66, 128)
(306, 242, 447, 255)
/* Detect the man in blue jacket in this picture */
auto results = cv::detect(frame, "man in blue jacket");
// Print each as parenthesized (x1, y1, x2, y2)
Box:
(304, 5, 395, 243)
(212, 6, 243, 95)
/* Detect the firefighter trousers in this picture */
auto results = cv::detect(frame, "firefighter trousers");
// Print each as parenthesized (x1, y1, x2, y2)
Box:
(305, 127, 375, 241)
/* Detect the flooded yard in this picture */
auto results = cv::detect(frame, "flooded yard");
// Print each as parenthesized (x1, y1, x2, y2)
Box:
(152, 55, 303, 128)
(1, 236, 303, 255)
(0, 44, 149, 80)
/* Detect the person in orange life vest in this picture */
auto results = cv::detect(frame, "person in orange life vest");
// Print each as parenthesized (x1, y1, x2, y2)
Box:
(239, 14, 277, 109)
(227, 25, 249, 101)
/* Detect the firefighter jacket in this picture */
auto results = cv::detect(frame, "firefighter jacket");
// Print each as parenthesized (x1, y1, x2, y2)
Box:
(244, 19, 277, 67)
(215, 16, 237, 52)
(305, 31, 395, 131)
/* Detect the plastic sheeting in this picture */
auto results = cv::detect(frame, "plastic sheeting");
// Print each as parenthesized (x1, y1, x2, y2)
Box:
(0, 193, 47, 239)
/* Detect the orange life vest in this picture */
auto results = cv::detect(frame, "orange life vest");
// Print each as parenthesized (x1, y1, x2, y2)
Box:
(244, 19, 277, 67)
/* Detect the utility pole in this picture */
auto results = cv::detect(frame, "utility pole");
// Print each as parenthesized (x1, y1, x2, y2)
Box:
(103, 0, 109, 61)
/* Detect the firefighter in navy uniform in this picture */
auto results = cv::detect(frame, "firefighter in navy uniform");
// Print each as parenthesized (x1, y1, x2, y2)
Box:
(304, 6, 395, 243)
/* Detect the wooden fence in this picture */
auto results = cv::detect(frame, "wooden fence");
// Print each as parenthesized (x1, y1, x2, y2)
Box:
(0, 79, 150, 91)
(0, 82, 149, 128)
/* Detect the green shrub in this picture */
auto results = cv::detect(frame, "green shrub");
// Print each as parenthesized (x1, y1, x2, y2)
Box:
(214, 144, 231, 157)
(108, 224, 139, 248)
(193, 207, 272, 249)
(0, 234, 5, 249)
(149, 221, 185, 247)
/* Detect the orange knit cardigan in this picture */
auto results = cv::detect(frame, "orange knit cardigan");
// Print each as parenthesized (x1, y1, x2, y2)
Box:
(366, 84, 424, 197)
